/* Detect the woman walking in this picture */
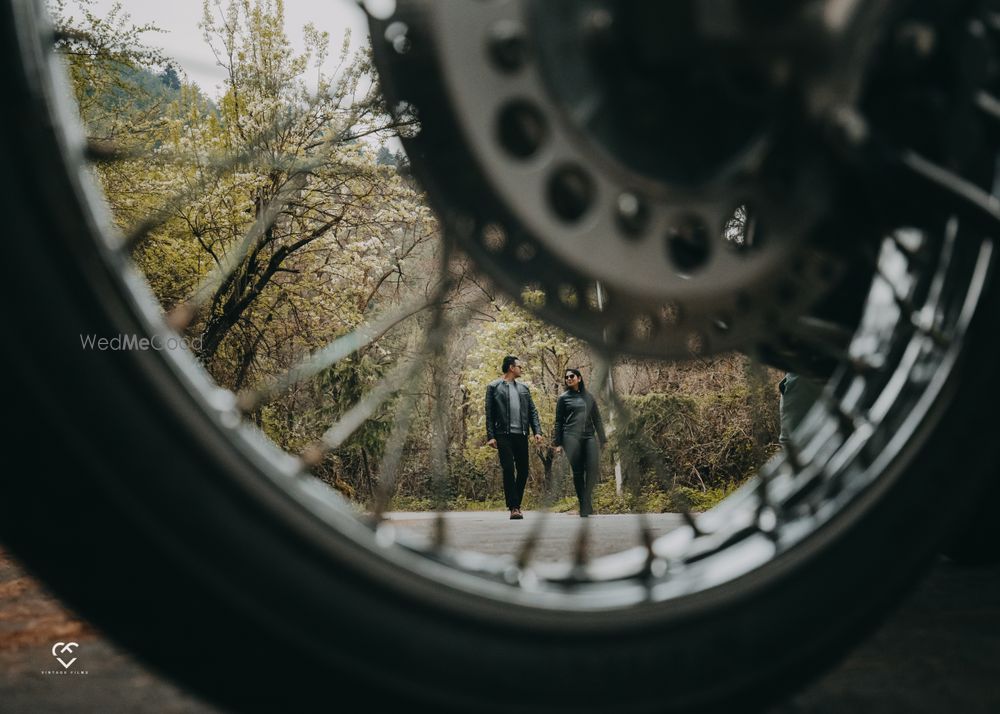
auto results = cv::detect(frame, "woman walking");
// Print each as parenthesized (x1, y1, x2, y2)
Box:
(553, 369, 607, 517)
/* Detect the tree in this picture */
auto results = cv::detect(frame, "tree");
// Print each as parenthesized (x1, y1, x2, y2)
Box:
(159, 64, 181, 90)
(174, 0, 431, 374)
(51, 0, 171, 145)
(59, 0, 439, 497)
(375, 145, 395, 166)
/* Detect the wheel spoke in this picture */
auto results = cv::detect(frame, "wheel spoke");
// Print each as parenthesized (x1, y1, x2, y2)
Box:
(571, 500, 592, 570)
(739, 353, 785, 535)
(975, 89, 1000, 123)
(111, 64, 395, 252)
(237, 297, 433, 411)
(636, 519, 659, 581)
(873, 265, 952, 348)
(782, 316, 882, 375)
(515, 444, 567, 570)
(432, 512, 448, 551)
(592, 355, 705, 537)
(819, 385, 868, 436)
(85, 138, 237, 166)
(84, 139, 141, 164)
(301, 354, 426, 466)
(370, 380, 422, 522)
(300, 282, 458, 466)
(369, 259, 466, 523)
(787, 224, 972, 510)
(890, 227, 932, 268)
(429, 342, 451, 548)
(782, 434, 805, 474)
(899, 150, 1000, 232)
(905, 216, 959, 348)
(120, 136, 325, 250)
(165, 172, 310, 331)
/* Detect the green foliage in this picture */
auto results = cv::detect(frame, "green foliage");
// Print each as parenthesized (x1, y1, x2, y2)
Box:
(60, 0, 436, 501)
(610, 355, 780, 502)
(591, 480, 639, 514)
(58, 0, 783, 514)
(441, 496, 509, 512)
(51, 0, 170, 132)
(548, 475, 741, 515)
(386, 494, 510, 512)
(666, 484, 741, 512)
(387, 494, 434, 512)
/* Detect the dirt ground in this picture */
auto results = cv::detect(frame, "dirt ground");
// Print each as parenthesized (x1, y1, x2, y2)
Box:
(0, 550, 94, 653)
(0, 546, 216, 713)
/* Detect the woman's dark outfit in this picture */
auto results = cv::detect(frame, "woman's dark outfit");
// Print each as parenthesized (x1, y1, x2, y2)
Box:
(553, 389, 607, 517)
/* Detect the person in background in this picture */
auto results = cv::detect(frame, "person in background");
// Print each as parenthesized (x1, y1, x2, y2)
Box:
(778, 372, 824, 448)
(553, 368, 606, 518)
(485, 355, 543, 520)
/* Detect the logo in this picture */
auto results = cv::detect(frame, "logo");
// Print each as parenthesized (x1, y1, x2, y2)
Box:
(51, 642, 79, 669)
(41, 641, 88, 675)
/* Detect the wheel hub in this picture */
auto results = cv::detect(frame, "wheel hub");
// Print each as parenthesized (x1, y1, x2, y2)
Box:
(368, 1, 900, 359)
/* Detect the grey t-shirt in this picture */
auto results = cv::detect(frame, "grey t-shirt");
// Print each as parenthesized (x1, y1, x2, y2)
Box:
(506, 380, 523, 434)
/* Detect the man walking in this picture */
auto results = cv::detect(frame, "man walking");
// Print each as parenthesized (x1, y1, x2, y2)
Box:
(485, 356, 543, 520)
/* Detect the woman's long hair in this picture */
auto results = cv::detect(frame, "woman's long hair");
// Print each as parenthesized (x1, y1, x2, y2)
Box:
(565, 368, 585, 392)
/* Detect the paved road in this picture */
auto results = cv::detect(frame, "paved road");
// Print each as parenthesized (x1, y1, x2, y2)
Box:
(382, 511, 688, 562)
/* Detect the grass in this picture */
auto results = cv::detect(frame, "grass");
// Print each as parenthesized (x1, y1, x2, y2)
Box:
(380, 478, 747, 513)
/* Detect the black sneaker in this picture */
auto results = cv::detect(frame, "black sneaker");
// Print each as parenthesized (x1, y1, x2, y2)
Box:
(511, 508, 524, 520)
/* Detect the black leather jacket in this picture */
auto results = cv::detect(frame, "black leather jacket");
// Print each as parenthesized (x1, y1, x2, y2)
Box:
(485, 378, 542, 440)
(553, 389, 606, 446)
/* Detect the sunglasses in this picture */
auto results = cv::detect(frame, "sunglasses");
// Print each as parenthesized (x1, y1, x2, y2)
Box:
(564, 374, 577, 380)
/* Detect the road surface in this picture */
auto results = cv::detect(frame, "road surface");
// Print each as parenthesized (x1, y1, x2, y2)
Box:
(381, 510, 688, 562)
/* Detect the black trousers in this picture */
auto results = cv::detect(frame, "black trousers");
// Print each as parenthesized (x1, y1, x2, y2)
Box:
(496, 433, 530, 510)
(565, 435, 600, 516)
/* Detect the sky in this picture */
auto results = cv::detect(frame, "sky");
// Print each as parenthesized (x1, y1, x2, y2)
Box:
(89, 0, 372, 99)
